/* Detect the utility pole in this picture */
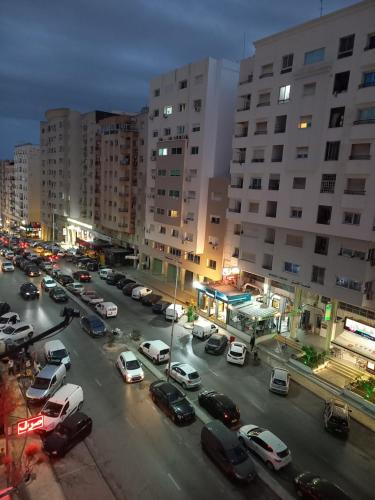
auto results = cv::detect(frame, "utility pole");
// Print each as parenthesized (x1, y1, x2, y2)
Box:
(52, 210, 55, 242)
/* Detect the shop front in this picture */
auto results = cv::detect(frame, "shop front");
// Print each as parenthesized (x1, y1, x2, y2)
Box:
(228, 301, 278, 340)
(66, 218, 94, 247)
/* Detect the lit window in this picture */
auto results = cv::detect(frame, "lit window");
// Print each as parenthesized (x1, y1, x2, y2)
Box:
(298, 115, 312, 129)
(168, 210, 179, 218)
(158, 148, 167, 156)
(279, 85, 290, 103)
(163, 105, 173, 116)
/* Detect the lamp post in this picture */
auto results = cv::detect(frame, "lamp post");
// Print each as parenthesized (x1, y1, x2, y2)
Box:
(166, 257, 180, 382)
(52, 210, 55, 242)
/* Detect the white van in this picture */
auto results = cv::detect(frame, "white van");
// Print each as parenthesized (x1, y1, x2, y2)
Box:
(131, 286, 152, 300)
(165, 304, 185, 322)
(192, 319, 218, 340)
(40, 384, 84, 432)
(95, 301, 118, 318)
(99, 268, 112, 279)
(116, 351, 144, 383)
(139, 340, 170, 364)
(44, 339, 71, 368)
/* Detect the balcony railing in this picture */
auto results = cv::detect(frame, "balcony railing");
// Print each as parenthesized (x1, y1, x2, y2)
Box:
(237, 104, 250, 111)
(344, 189, 366, 195)
(252, 158, 264, 163)
(259, 72, 274, 79)
(349, 154, 371, 160)
(232, 157, 246, 164)
(254, 130, 267, 135)
(256, 102, 270, 107)
(234, 131, 248, 138)
(230, 183, 243, 189)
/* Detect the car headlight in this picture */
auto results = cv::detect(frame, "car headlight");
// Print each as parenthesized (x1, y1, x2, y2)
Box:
(126, 375, 132, 382)
(52, 450, 58, 456)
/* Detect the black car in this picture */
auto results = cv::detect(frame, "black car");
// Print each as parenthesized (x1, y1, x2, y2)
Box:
(72, 271, 91, 282)
(81, 314, 106, 337)
(205, 334, 228, 355)
(43, 412, 92, 457)
(77, 257, 91, 268)
(152, 300, 171, 314)
(86, 260, 99, 271)
(49, 287, 69, 303)
(0, 302, 11, 316)
(106, 273, 125, 286)
(20, 283, 40, 299)
(116, 278, 135, 290)
(19, 258, 30, 270)
(198, 390, 240, 427)
(25, 264, 41, 277)
(13, 255, 23, 267)
(123, 282, 141, 296)
(149, 380, 195, 425)
(141, 293, 162, 306)
(294, 472, 352, 500)
(57, 274, 74, 286)
(323, 399, 350, 436)
(51, 269, 63, 280)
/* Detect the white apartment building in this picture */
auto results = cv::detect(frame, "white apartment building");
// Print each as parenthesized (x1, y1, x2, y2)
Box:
(13, 143, 41, 232)
(227, 0, 375, 366)
(141, 57, 239, 288)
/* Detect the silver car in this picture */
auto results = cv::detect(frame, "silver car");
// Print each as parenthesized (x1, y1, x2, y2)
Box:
(165, 362, 201, 389)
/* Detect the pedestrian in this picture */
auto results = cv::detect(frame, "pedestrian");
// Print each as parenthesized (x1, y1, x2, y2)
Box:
(33, 359, 41, 375)
(8, 358, 15, 376)
(250, 334, 256, 352)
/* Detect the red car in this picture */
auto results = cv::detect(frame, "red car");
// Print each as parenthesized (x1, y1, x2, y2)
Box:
(73, 271, 92, 282)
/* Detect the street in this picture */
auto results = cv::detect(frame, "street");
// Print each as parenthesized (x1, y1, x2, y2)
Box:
(1, 259, 375, 500)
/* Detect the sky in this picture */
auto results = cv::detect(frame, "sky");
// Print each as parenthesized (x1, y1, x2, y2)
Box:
(0, 0, 359, 158)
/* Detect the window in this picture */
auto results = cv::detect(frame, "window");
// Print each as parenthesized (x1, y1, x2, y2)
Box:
(164, 128, 171, 136)
(298, 115, 312, 129)
(361, 71, 375, 88)
(233, 224, 242, 235)
(303, 82, 316, 96)
(271, 145, 283, 162)
(171, 229, 179, 238)
(266, 201, 277, 218)
(333, 71, 350, 94)
(336, 277, 362, 292)
(281, 53, 293, 73)
(194, 74, 203, 85)
(311, 266, 325, 285)
(170, 169, 180, 176)
(268, 174, 280, 190)
(169, 190, 180, 198)
(156, 208, 165, 215)
(177, 125, 185, 134)
(171, 147, 182, 155)
(265, 228, 275, 244)
(158, 148, 168, 156)
(232, 247, 239, 258)
(157, 169, 166, 176)
(320, 174, 336, 193)
(345, 178, 366, 195)
(179, 79, 187, 89)
(338, 34, 354, 59)
(154, 88, 160, 97)
(260, 63, 273, 78)
(325, 141, 340, 161)
(286, 234, 303, 248)
(248, 202, 259, 213)
(169, 247, 181, 257)
(153, 130, 158, 137)
(262, 254, 273, 270)
(207, 259, 216, 270)
(278, 85, 290, 103)
(210, 216, 220, 224)
(153, 109, 159, 117)
(315, 236, 329, 255)
(290, 206, 302, 219)
(249, 177, 262, 190)
(168, 209, 179, 218)
(284, 261, 300, 274)
(274, 115, 287, 133)
(296, 146, 308, 159)
(317, 205, 332, 225)
(187, 253, 201, 264)
(355, 107, 375, 124)
(365, 33, 375, 51)
(293, 177, 306, 189)
(343, 211, 361, 225)
(255, 121, 267, 135)
(349, 143, 371, 160)
(304, 48, 325, 65)
(159, 226, 166, 234)
(191, 146, 199, 155)
(192, 123, 200, 132)
(329, 107, 345, 128)
(178, 103, 186, 112)
(241, 250, 256, 262)
(163, 105, 173, 116)
(257, 92, 271, 107)
(157, 189, 166, 196)
(252, 148, 265, 162)
(193, 99, 202, 111)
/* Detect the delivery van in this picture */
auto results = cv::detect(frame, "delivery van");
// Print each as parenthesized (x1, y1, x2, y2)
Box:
(165, 304, 185, 322)
(192, 320, 218, 340)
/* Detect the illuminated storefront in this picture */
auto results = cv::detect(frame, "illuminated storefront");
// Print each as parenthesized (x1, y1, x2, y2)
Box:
(66, 218, 94, 247)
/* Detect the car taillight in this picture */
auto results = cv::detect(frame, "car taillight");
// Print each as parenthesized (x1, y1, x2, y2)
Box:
(224, 412, 229, 419)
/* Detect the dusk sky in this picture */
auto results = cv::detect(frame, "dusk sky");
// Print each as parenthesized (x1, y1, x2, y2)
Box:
(0, 0, 358, 158)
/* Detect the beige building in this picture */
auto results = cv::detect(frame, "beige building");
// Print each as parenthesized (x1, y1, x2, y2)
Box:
(0, 160, 15, 229)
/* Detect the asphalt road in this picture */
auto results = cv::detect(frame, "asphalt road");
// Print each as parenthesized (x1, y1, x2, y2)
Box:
(0, 261, 277, 500)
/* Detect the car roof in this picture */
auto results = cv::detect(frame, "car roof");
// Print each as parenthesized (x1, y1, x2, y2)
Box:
(87, 315, 104, 324)
(47, 383, 80, 403)
(152, 380, 181, 396)
(144, 340, 169, 349)
(62, 411, 90, 431)
(38, 363, 65, 378)
(44, 339, 65, 350)
(255, 429, 287, 452)
(22, 282, 36, 288)
(203, 391, 234, 407)
(203, 420, 237, 446)
(329, 400, 349, 417)
(121, 351, 137, 361)
(172, 362, 196, 374)
(273, 368, 289, 380)
(100, 302, 116, 307)
(230, 342, 246, 351)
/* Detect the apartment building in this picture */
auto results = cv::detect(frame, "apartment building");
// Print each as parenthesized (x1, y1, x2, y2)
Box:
(13, 144, 41, 231)
(141, 57, 239, 288)
(227, 0, 375, 365)
(0, 160, 15, 229)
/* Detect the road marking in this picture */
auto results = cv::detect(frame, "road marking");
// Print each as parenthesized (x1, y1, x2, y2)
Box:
(72, 349, 78, 357)
(250, 399, 264, 413)
(167, 473, 181, 491)
(208, 368, 218, 377)
(94, 378, 102, 387)
(125, 416, 135, 429)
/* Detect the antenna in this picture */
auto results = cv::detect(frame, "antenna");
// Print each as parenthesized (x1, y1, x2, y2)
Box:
(320, 0, 323, 17)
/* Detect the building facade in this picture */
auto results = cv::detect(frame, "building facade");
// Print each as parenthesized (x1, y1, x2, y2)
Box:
(141, 57, 239, 288)
(0, 160, 16, 230)
(226, 0, 375, 366)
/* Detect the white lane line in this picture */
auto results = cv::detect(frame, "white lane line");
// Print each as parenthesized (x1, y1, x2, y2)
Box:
(208, 368, 218, 377)
(94, 378, 102, 387)
(250, 399, 265, 413)
(72, 349, 78, 357)
(125, 416, 135, 429)
(167, 473, 181, 491)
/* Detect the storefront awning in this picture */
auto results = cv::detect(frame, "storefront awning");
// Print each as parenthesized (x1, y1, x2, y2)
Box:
(232, 301, 277, 320)
(195, 282, 250, 304)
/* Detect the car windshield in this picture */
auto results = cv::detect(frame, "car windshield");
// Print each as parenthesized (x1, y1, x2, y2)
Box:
(42, 401, 63, 418)
(330, 416, 347, 425)
(51, 349, 67, 359)
(90, 319, 103, 328)
(0, 317, 10, 324)
(230, 350, 242, 357)
(32, 377, 50, 390)
(273, 379, 286, 386)
(55, 289, 65, 295)
(2, 326, 14, 335)
(208, 337, 221, 346)
(55, 424, 69, 437)
(168, 389, 184, 403)
(188, 371, 199, 380)
(227, 446, 248, 465)
(126, 360, 140, 370)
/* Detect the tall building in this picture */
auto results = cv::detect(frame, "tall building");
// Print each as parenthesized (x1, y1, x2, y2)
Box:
(13, 143, 41, 232)
(0, 160, 16, 230)
(141, 57, 239, 289)
(226, 0, 375, 360)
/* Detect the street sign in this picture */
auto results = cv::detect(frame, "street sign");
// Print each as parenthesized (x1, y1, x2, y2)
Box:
(17, 415, 43, 435)
(324, 303, 332, 321)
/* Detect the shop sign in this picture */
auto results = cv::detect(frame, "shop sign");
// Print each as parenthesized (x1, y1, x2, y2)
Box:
(324, 303, 332, 321)
(344, 318, 375, 342)
(17, 415, 44, 435)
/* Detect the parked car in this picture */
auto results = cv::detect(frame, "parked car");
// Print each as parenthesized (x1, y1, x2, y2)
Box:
(57, 274, 74, 286)
(123, 282, 141, 296)
(106, 273, 126, 286)
(95, 301, 118, 318)
(25, 264, 41, 277)
(4, 251, 14, 259)
(192, 320, 218, 340)
(323, 399, 350, 436)
(141, 293, 162, 306)
(132, 286, 152, 300)
(77, 258, 91, 269)
(98, 268, 112, 279)
(116, 278, 135, 289)
(205, 334, 228, 355)
(227, 342, 247, 366)
(152, 300, 171, 314)
(1, 261, 14, 272)
(293, 472, 352, 500)
(198, 390, 240, 427)
(165, 362, 201, 389)
(0, 312, 20, 331)
(80, 314, 106, 337)
(41, 277, 57, 291)
(66, 282, 85, 295)
(165, 304, 185, 322)
(72, 271, 91, 282)
(201, 420, 255, 483)
(49, 287, 69, 303)
(0, 302, 11, 316)
(50, 269, 63, 280)
(40, 384, 84, 433)
(269, 368, 290, 395)
(26, 364, 66, 404)
(42, 411, 92, 457)
(0, 322, 33, 345)
(116, 351, 144, 383)
(139, 340, 170, 364)
(238, 425, 292, 471)
(150, 380, 195, 425)
(20, 282, 40, 299)
(44, 339, 71, 368)
(40, 261, 53, 272)
(80, 290, 104, 305)
(86, 260, 99, 271)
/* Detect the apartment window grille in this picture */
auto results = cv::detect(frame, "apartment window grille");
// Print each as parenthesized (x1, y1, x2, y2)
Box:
(278, 85, 290, 103)
(254, 121, 267, 135)
(262, 254, 273, 270)
(345, 178, 366, 195)
(329, 107, 345, 128)
(286, 234, 303, 248)
(293, 177, 306, 190)
(257, 93, 271, 107)
(207, 259, 217, 270)
(336, 277, 362, 292)
(338, 34, 355, 59)
(260, 63, 273, 78)
(179, 80, 188, 89)
(266, 201, 277, 218)
(238, 94, 251, 111)
(298, 115, 312, 129)
(296, 147, 308, 159)
(304, 48, 325, 65)
(265, 228, 275, 244)
(365, 33, 375, 51)
(274, 115, 287, 133)
(315, 236, 329, 255)
(355, 107, 375, 124)
(303, 82, 316, 96)
(320, 174, 336, 193)
(249, 177, 262, 190)
(281, 53, 293, 73)
(284, 261, 300, 274)
(325, 141, 340, 161)
(360, 71, 375, 88)
(271, 145, 283, 162)
(317, 205, 332, 225)
(311, 266, 325, 285)
(252, 149, 265, 163)
(333, 71, 350, 94)
(248, 202, 259, 213)
(349, 143, 371, 160)
(289, 206, 302, 218)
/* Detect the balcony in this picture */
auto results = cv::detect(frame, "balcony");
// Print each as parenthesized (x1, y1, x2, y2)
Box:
(256, 102, 270, 108)
(239, 75, 253, 85)
(251, 158, 264, 163)
(237, 104, 250, 112)
(232, 156, 246, 164)
(234, 130, 248, 138)
(259, 72, 273, 79)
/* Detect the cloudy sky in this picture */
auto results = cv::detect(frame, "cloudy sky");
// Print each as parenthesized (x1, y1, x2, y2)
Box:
(0, 0, 358, 157)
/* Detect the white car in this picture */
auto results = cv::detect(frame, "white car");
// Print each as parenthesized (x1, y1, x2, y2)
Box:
(41, 277, 57, 291)
(227, 341, 247, 366)
(4, 251, 14, 259)
(99, 268, 112, 279)
(238, 425, 292, 471)
(95, 301, 118, 318)
(116, 351, 144, 383)
(165, 362, 201, 389)
(131, 286, 152, 300)
(1, 261, 14, 272)
(66, 282, 85, 295)
(269, 368, 290, 395)
(0, 312, 21, 331)
(0, 322, 33, 344)
(80, 290, 104, 305)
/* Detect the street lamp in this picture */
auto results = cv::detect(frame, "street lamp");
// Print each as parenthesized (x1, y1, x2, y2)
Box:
(52, 209, 56, 242)
(166, 256, 181, 382)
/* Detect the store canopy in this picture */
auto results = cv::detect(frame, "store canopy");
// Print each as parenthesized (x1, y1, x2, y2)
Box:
(196, 282, 250, 304)
(232, 301, 277, 320)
